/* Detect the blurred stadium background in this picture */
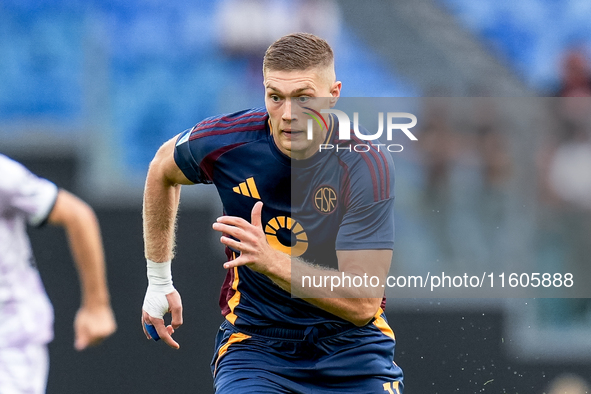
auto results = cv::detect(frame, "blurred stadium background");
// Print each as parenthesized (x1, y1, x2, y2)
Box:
(2, 0, 591, 392)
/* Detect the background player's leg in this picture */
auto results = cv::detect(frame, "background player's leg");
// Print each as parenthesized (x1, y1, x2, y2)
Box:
(0, 344, 49, 394)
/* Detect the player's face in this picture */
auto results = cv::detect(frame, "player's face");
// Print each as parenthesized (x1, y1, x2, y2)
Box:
(264, 68, 341, 160)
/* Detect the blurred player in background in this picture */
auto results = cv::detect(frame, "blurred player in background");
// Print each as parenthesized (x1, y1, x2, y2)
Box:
(141, 33, 402, 393)
(0, 154, 117, 394)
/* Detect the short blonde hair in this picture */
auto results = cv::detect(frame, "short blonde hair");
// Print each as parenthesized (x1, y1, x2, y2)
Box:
(263, 33, 334, 76)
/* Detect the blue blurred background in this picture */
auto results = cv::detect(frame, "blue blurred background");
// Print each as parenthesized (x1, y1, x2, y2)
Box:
(2, 0, 591, 393)
(0, 0, 413, 183)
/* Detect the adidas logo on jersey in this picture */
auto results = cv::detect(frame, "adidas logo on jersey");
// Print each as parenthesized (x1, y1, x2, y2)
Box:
(232, 177, 260, 199)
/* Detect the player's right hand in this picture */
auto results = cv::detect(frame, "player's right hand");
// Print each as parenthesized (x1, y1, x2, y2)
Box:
(142, 289, 183, 349)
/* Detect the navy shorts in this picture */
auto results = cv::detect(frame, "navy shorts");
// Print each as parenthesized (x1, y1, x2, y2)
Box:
(211, 313, 403, 393)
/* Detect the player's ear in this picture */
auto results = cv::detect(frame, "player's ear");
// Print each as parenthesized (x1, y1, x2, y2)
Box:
(329, 81, 341, 107)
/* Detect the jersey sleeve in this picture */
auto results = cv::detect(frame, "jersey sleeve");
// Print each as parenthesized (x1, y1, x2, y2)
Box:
(174, 128, 212, 184)
(173, 108, 269, 184)
(335, 148, 396, 250)
(0, 155, 59, 227)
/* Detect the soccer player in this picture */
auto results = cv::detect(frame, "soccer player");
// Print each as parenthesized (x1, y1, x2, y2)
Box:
(0, 154, 117, 394)
(141, 33, 403, 393)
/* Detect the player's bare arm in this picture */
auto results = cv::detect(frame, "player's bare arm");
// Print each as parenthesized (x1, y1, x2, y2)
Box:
(141, 135, 193, 349)
(213, 202, 390, 327)
(47, 189, 117, 350)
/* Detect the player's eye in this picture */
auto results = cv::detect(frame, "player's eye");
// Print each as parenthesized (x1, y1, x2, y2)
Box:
(296, 96, 310, 103)
(270, 95, 281, 103)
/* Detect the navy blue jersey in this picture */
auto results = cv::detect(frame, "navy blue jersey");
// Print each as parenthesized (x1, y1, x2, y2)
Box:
(174, 107, 395, 328)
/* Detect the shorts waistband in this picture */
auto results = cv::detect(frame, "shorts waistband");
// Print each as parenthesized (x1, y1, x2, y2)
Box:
(233, 322, 359, 341)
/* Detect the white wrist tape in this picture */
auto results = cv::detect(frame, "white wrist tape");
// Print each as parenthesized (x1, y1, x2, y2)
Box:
(143, 259, 176, 319)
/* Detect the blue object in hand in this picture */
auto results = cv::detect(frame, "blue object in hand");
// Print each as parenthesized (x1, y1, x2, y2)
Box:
(144, 322, 160, 341)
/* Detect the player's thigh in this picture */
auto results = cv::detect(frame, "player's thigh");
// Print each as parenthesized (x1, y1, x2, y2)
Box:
(0, 344, 49, 394)
(216, 375, 404, 394)
(215, 370, 301, 394)
(353, 378, 404, 394)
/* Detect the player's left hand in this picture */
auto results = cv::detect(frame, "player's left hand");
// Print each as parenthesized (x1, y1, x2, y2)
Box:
(73, 304, 117, 351)
(212, 201, 279, 273)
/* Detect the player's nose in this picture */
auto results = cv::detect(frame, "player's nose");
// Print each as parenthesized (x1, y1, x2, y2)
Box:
(281, 99, 297, 122)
